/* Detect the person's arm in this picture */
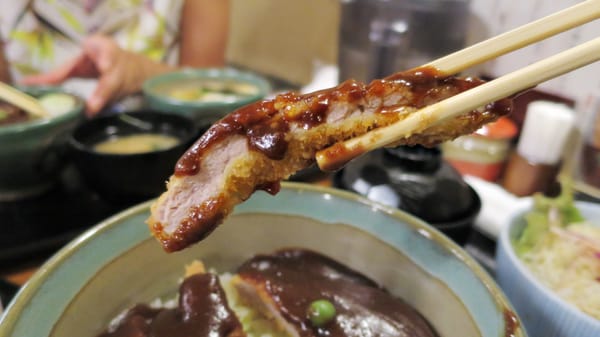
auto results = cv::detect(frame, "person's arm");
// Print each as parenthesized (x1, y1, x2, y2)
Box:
(178, 0, 229, 67)
(21, 35, 175, 115)
(0, 36, 13, 83)
(21, 0, 230, 115)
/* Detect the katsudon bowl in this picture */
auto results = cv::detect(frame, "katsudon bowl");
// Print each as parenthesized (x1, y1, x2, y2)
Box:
(0, 183, 526, 337)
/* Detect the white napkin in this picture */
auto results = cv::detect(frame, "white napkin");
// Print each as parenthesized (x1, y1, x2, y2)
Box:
(464, 175, 532, 239)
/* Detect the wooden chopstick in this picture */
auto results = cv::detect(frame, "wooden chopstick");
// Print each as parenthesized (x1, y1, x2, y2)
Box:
(316, 36, 600, 171)
(426, 0, 600, 74)
(0, 82, 49, 119)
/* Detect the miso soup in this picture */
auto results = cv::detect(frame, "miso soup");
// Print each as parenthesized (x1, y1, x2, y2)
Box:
(94, 133, 180, 154)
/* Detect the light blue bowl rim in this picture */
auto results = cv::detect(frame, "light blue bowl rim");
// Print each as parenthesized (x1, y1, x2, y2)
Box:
(142, 67, 271, 109)
(499, 200, 600, 329)
(0, 182, 524, 336)
(0, 87, 84, 135)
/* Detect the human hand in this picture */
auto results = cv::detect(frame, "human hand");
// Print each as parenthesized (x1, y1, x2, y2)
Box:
(21, 35, 174, 116)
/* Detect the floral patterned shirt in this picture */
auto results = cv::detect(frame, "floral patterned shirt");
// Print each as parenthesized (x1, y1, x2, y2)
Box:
(0, 0, 184, 81)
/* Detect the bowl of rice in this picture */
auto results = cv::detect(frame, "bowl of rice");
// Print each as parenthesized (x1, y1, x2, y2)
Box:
(0, 183, 525, 337)
(496, 186, 600, 337)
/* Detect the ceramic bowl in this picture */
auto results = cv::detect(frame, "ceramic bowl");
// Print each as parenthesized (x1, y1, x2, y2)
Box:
(496, 201, 600, 337)
(143, 68, 271, 125)
(0, 87, 83, 201)
(67, 111, 200, 204)
(0, 183, 525, 337)
(333, 146, 482, 245)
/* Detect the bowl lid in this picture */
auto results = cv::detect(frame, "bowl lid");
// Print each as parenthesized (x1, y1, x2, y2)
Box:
(334, 145, 480, 224)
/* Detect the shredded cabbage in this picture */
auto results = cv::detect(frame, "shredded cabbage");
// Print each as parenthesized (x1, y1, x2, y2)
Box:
(514, 181, 600, 320)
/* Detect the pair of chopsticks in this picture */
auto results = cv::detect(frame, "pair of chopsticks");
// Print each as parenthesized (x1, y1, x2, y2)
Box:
(0, 82, 49, 118)
(316, 0, 600, 170)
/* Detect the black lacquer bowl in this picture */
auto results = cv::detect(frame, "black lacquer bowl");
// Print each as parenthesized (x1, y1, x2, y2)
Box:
(68, 111, 200, 204)
(334, 145, 481, 245)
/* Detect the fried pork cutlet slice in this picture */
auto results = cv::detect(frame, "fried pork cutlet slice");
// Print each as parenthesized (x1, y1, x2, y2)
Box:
(232, 248, 438, 337)
(148, 67, 512, 252)
(97, 273, 245, 337)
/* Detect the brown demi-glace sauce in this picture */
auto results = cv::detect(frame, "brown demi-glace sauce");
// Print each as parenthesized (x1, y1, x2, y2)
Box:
(96, 273, 243, 337)
(503, 308, 521, 337)
(98, 249, 441, 337)
(237, 248, 439, 337)
(174, 67, 508, 177)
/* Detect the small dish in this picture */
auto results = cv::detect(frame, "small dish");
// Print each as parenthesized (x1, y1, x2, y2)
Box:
(68, 111, 200, 204)
(143, 68, 271, 125)
(496, 201, 600, 337)
(0, 87, 83, 201)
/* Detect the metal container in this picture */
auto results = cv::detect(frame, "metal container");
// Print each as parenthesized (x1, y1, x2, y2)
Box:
(338, 0, 470, 82)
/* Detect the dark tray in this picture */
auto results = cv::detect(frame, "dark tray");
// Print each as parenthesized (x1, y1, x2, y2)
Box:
(0, 165, 141, 266)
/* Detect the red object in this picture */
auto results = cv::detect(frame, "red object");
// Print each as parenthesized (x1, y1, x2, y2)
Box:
(443, 117, 518, 182)
(474, 117, 518, 140)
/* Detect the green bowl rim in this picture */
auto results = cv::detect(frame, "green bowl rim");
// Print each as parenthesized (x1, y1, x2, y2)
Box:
(1, 182, 524, 336)
(0, 88, 84, 135)
(142, 67, 271, 109)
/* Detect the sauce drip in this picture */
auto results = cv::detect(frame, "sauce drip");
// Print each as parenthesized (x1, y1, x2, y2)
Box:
(174, 66, 511, 177)
(503, 308, 521, 337)
(96, 273, 242, 337)
(238, 248, 439, 337)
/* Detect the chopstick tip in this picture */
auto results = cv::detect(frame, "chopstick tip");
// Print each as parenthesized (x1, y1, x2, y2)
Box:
(316, 142, 367, 172)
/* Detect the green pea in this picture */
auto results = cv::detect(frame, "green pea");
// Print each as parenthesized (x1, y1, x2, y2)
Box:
(307, 299, 336, 327)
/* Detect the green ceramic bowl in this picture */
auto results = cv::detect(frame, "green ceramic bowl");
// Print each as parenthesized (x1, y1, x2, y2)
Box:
(0, 183, 526, 337)
(0, 87, 84, 200)
(143, 68, 271, 125)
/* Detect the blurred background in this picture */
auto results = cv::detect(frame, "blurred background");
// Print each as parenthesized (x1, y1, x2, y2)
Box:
(1, 0, 600, 313)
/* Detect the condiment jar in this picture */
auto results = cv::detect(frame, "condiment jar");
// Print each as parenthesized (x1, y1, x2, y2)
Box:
(502, 101, 575, 197)
(441, 117, 517, 181)
(580, 96, 600, 188)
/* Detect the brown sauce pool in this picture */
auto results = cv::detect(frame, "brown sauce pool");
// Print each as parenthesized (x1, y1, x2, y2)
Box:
(96, 273, 242, 337)
(237, 248, 439, 337)
(97, 249, 441, 337)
